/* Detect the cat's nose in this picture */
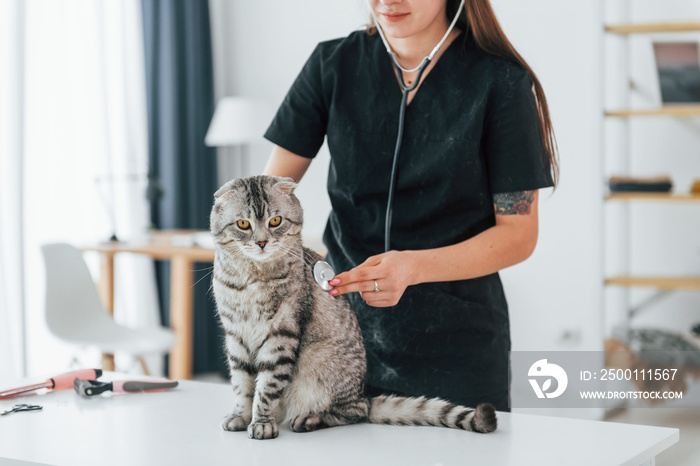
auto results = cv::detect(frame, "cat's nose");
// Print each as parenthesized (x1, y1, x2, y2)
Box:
(257, 241, 268, 250)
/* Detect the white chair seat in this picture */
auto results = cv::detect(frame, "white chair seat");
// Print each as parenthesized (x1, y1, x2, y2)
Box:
(60, 319, 176, 355)
(41, 243, 175, 368)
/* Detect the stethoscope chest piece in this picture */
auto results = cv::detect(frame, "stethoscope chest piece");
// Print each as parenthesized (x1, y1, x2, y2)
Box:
(313, 261, 336, 291)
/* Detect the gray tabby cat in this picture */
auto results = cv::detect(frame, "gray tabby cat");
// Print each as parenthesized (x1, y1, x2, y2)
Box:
(210, 175, 497, 440)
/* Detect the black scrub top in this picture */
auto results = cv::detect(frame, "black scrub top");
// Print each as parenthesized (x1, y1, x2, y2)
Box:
(264, 30, 553, 410)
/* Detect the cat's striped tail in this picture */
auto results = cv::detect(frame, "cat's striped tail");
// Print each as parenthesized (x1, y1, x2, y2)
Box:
(368, 395, 497, 433)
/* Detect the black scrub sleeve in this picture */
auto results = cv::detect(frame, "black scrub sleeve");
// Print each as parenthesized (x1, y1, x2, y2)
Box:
(264, 43, 330, 159)
(483, 68, 554, 194)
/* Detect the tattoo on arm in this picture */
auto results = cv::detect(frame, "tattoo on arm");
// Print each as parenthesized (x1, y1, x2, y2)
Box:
(493, 191, 535, 215)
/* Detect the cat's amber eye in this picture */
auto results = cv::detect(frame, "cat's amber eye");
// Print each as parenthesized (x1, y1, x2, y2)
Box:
(269, 216, 282, 227)
(236, 219, 250, 230)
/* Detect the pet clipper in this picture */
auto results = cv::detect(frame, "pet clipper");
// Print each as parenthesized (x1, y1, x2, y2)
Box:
(73, 378, 178, 397)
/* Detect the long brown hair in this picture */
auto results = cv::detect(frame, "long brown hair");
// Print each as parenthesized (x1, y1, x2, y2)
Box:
(450, 0, 559, 187)
(368, 0, 560, 187)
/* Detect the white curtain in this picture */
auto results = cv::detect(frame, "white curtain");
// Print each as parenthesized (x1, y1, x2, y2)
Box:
(0, 0, 26, 380)
(1, 0, 163, 377)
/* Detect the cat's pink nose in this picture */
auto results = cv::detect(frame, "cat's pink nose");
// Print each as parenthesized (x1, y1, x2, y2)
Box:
(257, 241, 268, 250)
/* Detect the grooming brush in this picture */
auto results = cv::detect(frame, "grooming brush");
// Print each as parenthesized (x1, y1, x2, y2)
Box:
(0, 369, 103, 398)
(74, 378, 178, 397)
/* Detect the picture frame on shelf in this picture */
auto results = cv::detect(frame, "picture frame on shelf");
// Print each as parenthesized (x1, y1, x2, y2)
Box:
(652, 41, 700, 104)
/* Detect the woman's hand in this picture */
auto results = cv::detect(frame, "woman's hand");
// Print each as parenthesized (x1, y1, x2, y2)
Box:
(329, 251, 418, 307)
(327, 190, 540, 307)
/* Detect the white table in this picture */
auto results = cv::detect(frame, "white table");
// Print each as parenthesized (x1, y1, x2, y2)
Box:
(0, 373, 678, 466)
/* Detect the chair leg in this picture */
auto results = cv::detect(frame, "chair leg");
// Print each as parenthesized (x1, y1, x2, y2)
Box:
(101, 353, 116, 371)
(138, 357, 151, 375)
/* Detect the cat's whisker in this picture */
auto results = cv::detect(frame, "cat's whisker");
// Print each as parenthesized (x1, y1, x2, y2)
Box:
(207, 248, 246, 295)
(192, 265, 215, 272)
(222, 249, 246, 268)
(276, 245, 315, 268)
(276, 243, 316, 265)
(275, 244, 302, 258)
(192, 268, 214, 289)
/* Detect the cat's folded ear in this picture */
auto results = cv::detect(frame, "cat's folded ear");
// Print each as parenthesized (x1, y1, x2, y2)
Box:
(273, 177, 297, 196)
(214, 179, 242, 199)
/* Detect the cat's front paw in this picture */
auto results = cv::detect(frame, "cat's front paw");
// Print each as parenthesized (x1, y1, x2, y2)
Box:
(248, 420, 279, 440)
(221, 413, 251, 432)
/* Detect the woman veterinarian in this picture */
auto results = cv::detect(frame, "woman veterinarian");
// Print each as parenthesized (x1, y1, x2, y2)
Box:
(263, 0, 558, 412)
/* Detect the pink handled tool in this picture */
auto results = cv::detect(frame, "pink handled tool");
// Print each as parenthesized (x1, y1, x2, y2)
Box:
(74, 378, 178, 397)
(0, 369, 102, 398)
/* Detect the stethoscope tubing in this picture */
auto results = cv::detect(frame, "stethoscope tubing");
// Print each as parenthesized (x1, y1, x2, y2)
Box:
(384, 58, 430, 252)
(368, 0, 465, 252)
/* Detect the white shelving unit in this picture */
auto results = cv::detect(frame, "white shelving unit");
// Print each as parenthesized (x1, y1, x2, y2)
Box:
(601, 5, 700, 351)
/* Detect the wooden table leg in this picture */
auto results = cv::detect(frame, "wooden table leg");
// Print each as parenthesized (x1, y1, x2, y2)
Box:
(169, 256, 194, 379)
(97, 253, 116, 371)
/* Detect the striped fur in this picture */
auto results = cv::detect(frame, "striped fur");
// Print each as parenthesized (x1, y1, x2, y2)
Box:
(210, 175, 497, 440)
(369, 396, 496, 433)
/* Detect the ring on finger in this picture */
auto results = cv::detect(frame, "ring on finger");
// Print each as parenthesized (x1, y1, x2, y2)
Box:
(374, 280, 380, 293)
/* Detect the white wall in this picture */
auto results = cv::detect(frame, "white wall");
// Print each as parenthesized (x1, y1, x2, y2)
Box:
(208, 0, 700, 352)
(209, 0, 368, 236)
(489, 0, 605, 351)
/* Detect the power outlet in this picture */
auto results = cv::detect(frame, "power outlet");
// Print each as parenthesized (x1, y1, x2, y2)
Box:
(558, 329, 582, 347)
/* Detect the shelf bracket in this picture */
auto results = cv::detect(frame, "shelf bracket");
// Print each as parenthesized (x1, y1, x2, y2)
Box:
(677, 118, 700, 134)
(629, 290, 672, 318)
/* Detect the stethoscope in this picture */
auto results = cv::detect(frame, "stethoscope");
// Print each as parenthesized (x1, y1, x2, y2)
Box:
(373, 0, 465, 253)
(313, 0, 466, 290)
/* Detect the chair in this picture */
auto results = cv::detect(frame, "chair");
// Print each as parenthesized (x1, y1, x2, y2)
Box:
(41, 243, 175, 375)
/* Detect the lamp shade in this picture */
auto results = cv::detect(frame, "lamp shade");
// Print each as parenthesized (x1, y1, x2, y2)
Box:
(204, 97, 273, 146)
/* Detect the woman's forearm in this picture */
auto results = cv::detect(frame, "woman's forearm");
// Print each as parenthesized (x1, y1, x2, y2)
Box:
(263, 145, 313, 181)
(329, 218, 539, 307)
(406, 191, 540, 285)
(405, 218, 538, 286)
(330, 191, 541, 307)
